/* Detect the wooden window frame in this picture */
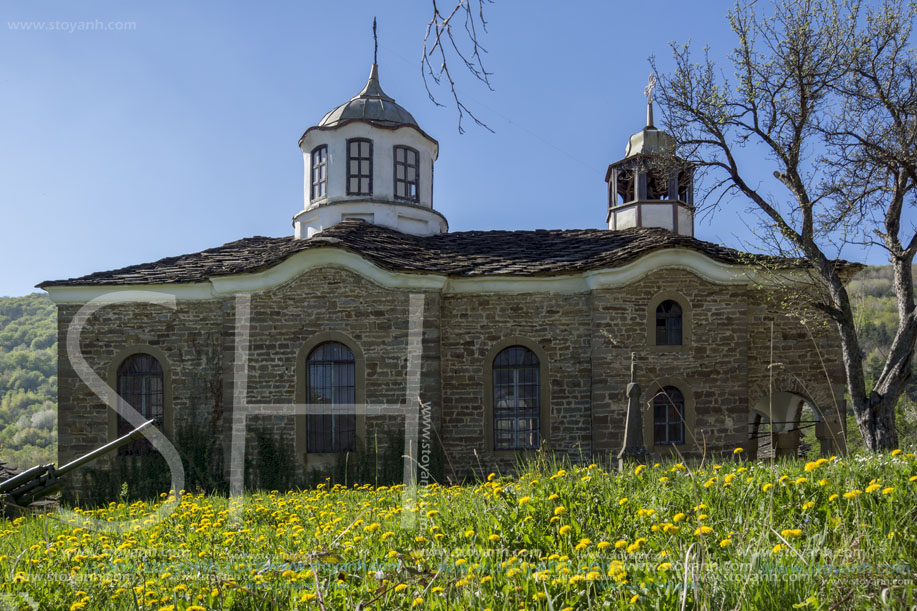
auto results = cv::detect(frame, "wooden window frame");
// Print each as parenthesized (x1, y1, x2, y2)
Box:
(642, 379, 696, 455)
(483, 338, 551, 455)
(310, 145, 328, 202)
(346, 138, 373, 196)
(652, 386, 686, 445)
(393, 145, 420, 203)
(295, 332, 366, 464)
(304, 341, 357, 454)
(646, 291, 692, 352)
(656, 299, 683, 346)
(106, 346, 173, 457)
(491, 346, 541, 450)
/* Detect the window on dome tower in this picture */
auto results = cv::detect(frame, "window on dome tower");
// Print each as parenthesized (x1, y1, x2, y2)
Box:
(311, 145, 327, 201)
(393, 145, 419, 202)
(347, 139, 373, 196)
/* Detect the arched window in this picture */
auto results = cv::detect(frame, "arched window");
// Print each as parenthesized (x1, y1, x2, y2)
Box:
(306, 341, 356, 453)
(393, 145, 419, 202)
(656, 300, 683, 345)
(310, 145, 327, 201)
(492, 346, 540, 450)
(116, 353, 164, 456)
(346, 138, 373, 195)
(653, 386, 685, 445)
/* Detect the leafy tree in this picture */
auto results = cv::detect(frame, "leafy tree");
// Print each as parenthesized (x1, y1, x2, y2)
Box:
(0, 294, 57, 468)
(654, 0, 917, 451)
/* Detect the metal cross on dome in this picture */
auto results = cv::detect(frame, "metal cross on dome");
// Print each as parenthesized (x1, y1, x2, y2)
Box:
(644, 73, 657, 104)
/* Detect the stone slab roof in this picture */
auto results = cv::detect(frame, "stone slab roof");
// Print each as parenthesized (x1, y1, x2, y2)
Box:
(39, 220, 825, 287)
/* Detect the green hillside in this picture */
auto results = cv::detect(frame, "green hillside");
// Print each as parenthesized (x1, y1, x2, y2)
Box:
(0, 267, 914, 471)
(0, 293, 57, 469)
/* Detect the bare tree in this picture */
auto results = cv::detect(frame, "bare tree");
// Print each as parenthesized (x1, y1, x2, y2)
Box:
(653, 0, 917, 451)
(422, 0, 494, 133)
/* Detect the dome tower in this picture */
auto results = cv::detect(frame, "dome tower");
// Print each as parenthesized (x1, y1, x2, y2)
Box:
(293, 23, 447, 238)
(605, 76, 695, 236)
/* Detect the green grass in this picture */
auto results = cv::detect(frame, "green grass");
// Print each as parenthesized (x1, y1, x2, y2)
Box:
(0, 452, 915, 610)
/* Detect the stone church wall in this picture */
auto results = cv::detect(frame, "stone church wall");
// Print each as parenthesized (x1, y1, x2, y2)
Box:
(55, 264, 847, 499)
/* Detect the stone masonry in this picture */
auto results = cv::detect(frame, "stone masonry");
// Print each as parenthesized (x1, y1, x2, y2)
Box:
(56, 263, 847, 496)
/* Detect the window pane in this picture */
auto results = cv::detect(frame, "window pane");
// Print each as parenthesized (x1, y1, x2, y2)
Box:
(116, 353, 164, 456)
(307, 342, 357, 453)
(492, 346, 540, 450)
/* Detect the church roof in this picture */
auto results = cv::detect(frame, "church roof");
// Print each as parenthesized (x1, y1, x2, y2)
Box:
(39, 220, 844, 288)
(317, 64, 419, 129)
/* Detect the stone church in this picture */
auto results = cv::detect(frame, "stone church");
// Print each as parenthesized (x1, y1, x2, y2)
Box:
(41, 60, 853, 490)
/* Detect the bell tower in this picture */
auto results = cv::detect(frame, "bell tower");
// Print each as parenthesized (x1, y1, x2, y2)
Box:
(605, 75, 695, 236)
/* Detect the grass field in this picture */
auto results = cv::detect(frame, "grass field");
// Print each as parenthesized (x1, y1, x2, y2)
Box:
(0, 451, 915, 610)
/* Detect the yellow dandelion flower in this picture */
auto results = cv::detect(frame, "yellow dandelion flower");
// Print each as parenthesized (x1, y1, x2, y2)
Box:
(619, 497, 628, 505)
(673, 512, 686, 522)
(394, 583, 408, 593)
(656, 562, 672, 571)
(597, 541, 611, 550)
(882, 487, 894, 494)
(488, 534, 501, 542)
(843, 490, 862, 499)
(780, 528, 802, 538)
(762, 483, 773, 492)
(772, 544, 785, 554)
(891, 449, 902, 456)
(555, 505, 567, 515)
(634, 465, 646, 476)
(719, 538, 731, 547)
(734, 447, 744, 454)
(559, 525, 572, 535)
(804, 461, 818, 472)
(829, 493, 839, 501)
(866, 484, 881, 493)
(802, 501, 815, 510)
(693, 526, 714, 536)
(519, 496, 532, 505)
(615, 539, 627, 549)
(630, 594, 640, 604)
(412, 597, 424, 607)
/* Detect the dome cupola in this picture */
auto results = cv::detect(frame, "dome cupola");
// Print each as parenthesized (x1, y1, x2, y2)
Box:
(293, 21, 447, 239)
(605, 76, 695, 236)
(317, 64, 419, 129)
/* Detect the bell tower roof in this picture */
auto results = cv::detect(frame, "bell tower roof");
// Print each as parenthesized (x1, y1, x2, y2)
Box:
(623, 73, 676, 158)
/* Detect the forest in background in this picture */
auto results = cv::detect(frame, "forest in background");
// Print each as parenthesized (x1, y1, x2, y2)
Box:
(0, 265, 914, 470)
(0, 293, 57, 469)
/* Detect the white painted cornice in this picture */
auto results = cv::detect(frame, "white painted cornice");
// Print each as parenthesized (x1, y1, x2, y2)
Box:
(42, 246, 783, 304)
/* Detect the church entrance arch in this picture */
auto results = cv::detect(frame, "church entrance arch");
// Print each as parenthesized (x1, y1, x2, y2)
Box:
(746, 391, 844, 458)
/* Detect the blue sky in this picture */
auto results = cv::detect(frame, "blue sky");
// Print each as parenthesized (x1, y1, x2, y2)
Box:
(0, 1, 892, 297)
